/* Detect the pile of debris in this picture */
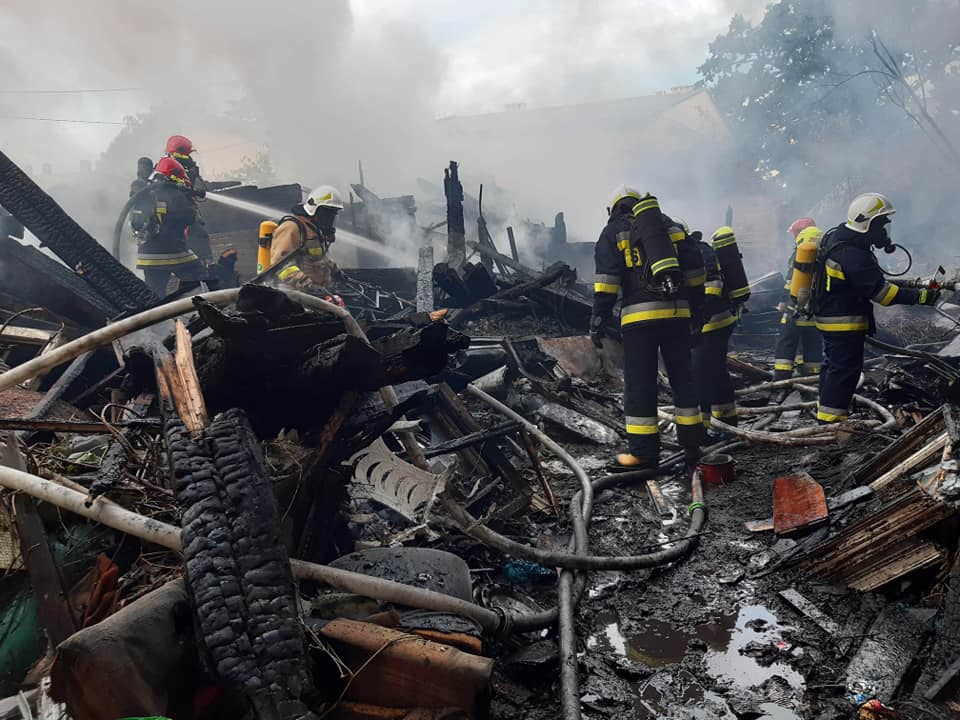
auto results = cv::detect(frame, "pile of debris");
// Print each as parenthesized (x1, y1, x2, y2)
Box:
(3, 151, 960, 720)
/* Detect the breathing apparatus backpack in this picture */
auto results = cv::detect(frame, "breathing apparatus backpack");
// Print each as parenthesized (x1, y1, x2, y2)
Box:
(627, 197, 683, 297)
(800, 229, 854, 319)
(128, 186, 159, 240)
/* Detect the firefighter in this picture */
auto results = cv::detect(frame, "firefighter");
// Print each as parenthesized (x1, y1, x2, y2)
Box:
(774, 218, 823, 379)
(129, 157, 153, 198)
(689, 223, 740, 429)
(815, 193, 940, 423)
(135, 157, 204, 296)
(590, 186, 705, 469)
(269, 185, 344, 292)
(164, 135, 212, 266)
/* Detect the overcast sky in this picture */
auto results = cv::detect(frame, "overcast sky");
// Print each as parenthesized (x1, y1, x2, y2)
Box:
(353, 0, 769, 114)
(0, 0, 769, 172)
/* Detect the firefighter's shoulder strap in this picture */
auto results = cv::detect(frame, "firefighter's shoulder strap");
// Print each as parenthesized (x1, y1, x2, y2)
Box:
(808, 229, 854, 314)
(277, 215, 310, 249)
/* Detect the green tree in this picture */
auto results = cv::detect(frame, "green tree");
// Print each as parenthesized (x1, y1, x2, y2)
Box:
(699, 0, 960, 191)
(229, 151, 276, 186)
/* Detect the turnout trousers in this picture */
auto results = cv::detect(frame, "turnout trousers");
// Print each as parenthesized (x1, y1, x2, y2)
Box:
(142, 259, 205, 297)
(692, 323, 738, 426)
(622, 318, 704, 458)
(817, 330, 865, 423)
(774, 314, 823, 380)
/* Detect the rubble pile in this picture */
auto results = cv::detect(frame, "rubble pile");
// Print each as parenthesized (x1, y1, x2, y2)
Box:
(1, 156, 960, 720)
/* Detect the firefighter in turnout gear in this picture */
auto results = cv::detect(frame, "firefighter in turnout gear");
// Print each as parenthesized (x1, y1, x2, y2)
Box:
(134, 157, 203, 296)
(774, 219, 824, 379)
(269, 185, 345, 292)
(591, 186, 705, 469)
(129, 157, 154, 198)
(815, 193, 940, 423)
(164, 135, 212, 265)
(690, 223, 740, 429)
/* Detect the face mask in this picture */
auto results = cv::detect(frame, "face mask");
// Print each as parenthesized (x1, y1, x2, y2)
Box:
(871, 222, 892, 249)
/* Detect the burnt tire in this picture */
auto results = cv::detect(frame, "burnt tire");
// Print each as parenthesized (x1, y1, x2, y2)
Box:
(165, 408, 316, 719)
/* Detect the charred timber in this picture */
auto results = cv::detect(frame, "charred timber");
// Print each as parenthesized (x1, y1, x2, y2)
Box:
(0, 150, 158, 310)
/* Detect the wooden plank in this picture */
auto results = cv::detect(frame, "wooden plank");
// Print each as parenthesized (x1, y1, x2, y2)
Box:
(3, 436, 76, 643)
(845, 604, 937, 703)
(0, 419, 111, 434)
(318, 618, 492, 716)
(854, 406, 946, 485)
(773, 473, 828, 536)
(436, 383, 526, 498)
(726, 355, 772, 381)
(871, 432, 947, 491)
(23, 331, 67, 391)
(13, 495, 79, 644)
(0, 326, 54, 345)
(173, 321, 208, 435)
(506, 226, 519, 262)
(924, 656, 960, 701)
(646, 479, 676, 524)
(778, 588, 842, 636)
(416, 246, 435, 313)
(848, 542, 945, 592)
(802, 488, 955, 588)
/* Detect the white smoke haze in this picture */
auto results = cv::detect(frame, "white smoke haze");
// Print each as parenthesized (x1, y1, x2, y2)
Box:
(0, 0, 957, 279)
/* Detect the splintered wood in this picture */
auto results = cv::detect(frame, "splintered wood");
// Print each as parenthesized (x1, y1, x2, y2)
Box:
(802, 487, 953, 591)
(773, 473, 828, 536)
(153, 320, 208, 436)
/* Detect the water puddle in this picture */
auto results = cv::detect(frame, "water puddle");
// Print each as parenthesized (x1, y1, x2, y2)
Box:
(703, 605, 804, 690)
(586, 605, 804, 718)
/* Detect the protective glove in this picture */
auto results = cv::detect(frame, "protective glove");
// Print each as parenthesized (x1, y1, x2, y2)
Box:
(590, 315, 606, 349)
(919, 288, 942, 306)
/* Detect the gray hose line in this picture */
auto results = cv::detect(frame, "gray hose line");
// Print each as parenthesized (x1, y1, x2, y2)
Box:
(0, 287, 428, 469)
(465, 384, 591, 720)
(439, 478, 707, 571)
(0, 465, 504, 633)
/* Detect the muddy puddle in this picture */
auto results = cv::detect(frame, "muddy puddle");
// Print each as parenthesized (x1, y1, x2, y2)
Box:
(586, 604, 803, 718)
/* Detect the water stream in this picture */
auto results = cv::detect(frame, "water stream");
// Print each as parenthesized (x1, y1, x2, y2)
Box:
(204, 191, 412, 264)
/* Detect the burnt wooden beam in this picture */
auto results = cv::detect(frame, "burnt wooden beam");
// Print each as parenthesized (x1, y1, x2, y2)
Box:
(435, 383, 526, 501)
(0, 150, 157, 310)
(444, 161, 466, 269)
(2, 438, 77, 644)
(13, 495, 79, 645)
(506, 227, 519, 263)
(420, 420, 520, 459)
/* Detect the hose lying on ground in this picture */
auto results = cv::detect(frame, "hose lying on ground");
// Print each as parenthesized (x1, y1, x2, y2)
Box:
(0, 465, 506, 635)
(465, 384, 591, 720)
(438, 470, 707, 571)
(463, 384, 712, 720)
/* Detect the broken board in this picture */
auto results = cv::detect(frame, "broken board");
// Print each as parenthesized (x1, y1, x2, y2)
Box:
(773, 473, 828, 536)
(844, 604, 936, 702)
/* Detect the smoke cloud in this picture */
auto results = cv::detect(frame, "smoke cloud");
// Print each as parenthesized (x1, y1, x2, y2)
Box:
(1, 0, 956, 281)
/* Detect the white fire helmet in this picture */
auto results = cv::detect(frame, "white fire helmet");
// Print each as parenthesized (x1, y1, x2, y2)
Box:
(303, 185, 345, 216)
(607, 184, 644, 214)
(845, 192, 896, 233)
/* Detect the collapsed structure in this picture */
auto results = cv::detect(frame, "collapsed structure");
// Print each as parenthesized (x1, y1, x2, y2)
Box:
(0, 150, 959, 720)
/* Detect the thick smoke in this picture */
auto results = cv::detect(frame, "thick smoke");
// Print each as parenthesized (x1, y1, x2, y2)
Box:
(5, 0, 955, 282)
